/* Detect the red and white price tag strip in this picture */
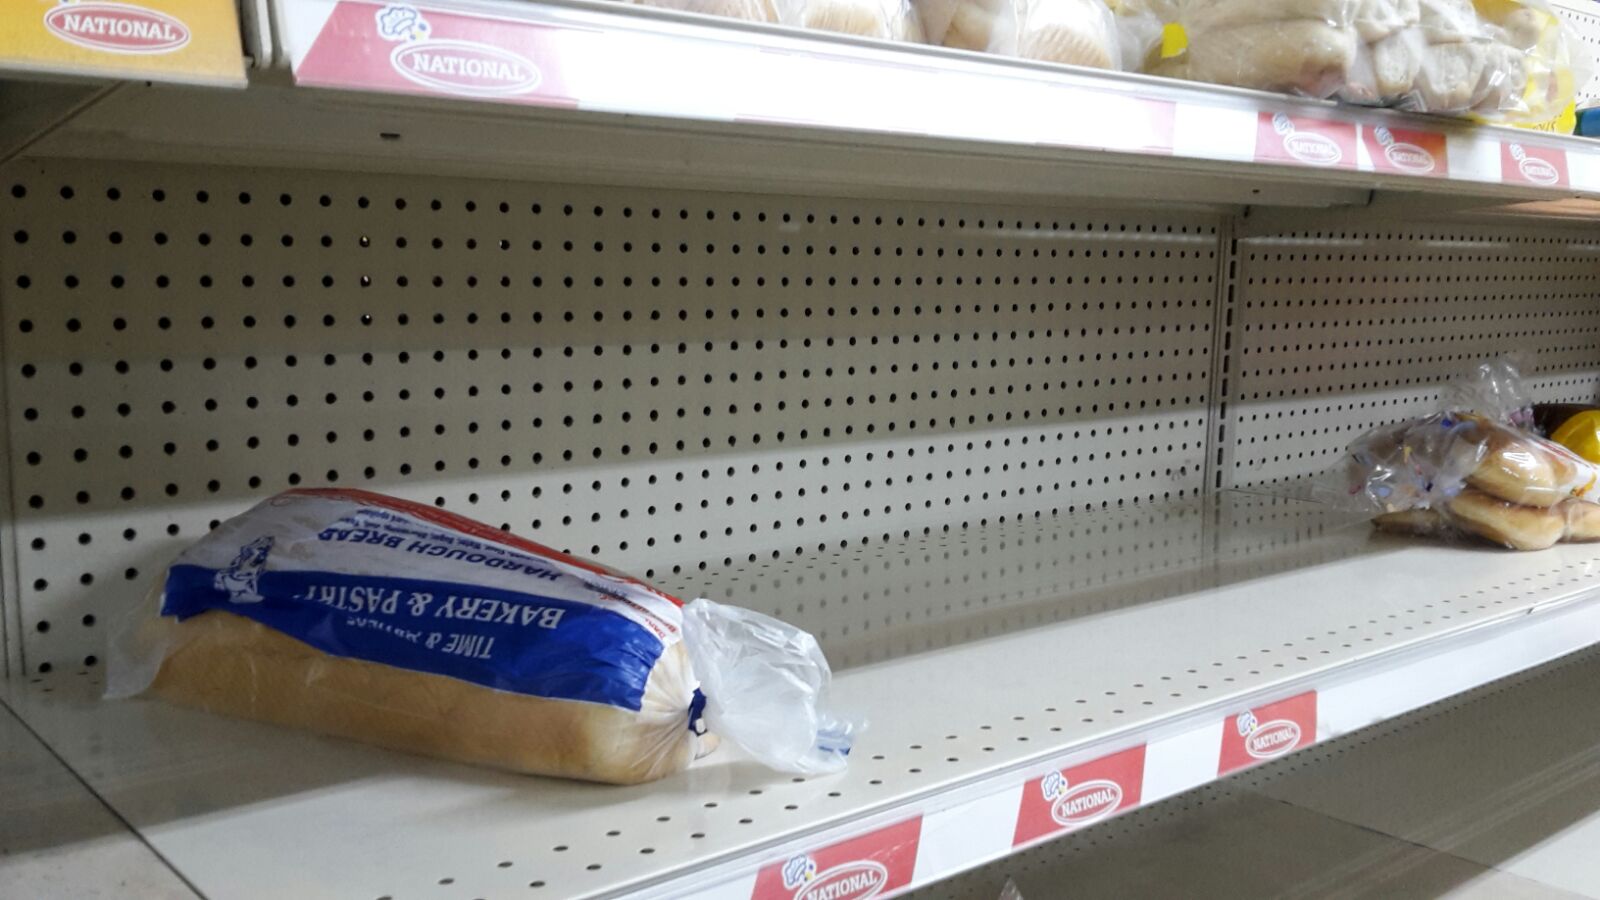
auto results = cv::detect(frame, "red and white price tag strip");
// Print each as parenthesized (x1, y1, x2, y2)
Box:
(282, 0, 1596, 194)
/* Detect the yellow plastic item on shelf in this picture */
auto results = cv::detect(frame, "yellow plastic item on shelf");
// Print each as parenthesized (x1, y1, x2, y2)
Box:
(1552, 411, 1600, 464)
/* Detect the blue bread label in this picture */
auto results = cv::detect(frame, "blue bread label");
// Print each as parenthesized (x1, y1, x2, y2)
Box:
(159, 491, 682, 712)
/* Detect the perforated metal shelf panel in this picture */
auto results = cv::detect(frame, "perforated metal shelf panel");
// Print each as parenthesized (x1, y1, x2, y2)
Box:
(655, 491, 1366, 670)
(0, 157, 1219, 676)
(1555, 0, 1600, 105)
(1222, 219, 1600, 490)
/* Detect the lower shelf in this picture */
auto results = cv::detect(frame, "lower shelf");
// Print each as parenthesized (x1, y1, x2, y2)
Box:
(923, 643, 1600, 900)
(5, 495, 1600, 899)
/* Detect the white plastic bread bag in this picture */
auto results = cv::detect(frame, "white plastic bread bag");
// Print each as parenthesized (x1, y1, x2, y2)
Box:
(919, 0, 1119, 69)
(108, 488, 858, 784)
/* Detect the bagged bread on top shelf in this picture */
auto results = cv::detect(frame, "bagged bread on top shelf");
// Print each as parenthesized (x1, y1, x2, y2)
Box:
(1116, 0, 1364, 98)
(917, 0, 1119, 69)
(1309, 359, 1600, 551)
(1341, 0, 1586, 121)
(107, 488, 859, 785)
(1116, 0, 1587, 123)
(632, 0, 781, 23)
(632, 0, 923, 39)
(785, 0, 926, 41)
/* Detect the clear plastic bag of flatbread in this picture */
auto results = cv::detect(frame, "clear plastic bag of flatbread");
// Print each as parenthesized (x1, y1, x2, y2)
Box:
(918, 0, 1119, 69)
(107, 488, 860, 784)
(782, 0, 926, 41)
(1118, 0, 1364, 98)
(1337, 0, 1426, 105)
(1340, 0, 1589, 120)
(1351, 0, 1510, 115)
(1469, 0, 1592, 125)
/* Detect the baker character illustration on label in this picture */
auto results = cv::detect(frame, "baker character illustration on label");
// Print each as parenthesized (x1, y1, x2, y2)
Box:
(375, 3, 542, 97)
(1040, 769, 1124, 827)
(214, 535, 273, 603)
(782, 852, 890, 900)
(1237, 708, 1302, 761)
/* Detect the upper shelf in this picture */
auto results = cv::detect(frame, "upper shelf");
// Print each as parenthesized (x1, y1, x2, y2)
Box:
(267, 0, 1599, 199)
(10, 0, 1600, 208)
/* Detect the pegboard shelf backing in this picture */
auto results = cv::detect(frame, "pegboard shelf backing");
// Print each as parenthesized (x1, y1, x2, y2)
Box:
(0, 156, 1219, 676)
(4, 140, 1600, 900)
(1223, 218, 1600, 490)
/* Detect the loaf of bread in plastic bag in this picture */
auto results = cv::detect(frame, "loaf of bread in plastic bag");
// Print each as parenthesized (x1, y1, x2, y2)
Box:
(1461, 414, 1600, 508)
(109, 489, 859, 784)
(917, 0, 1118, 67)
(633, 0, 780, 22)
(109, 489, 716, 784)
(790, 0, 925, 40)
(143, 596, 707, 784)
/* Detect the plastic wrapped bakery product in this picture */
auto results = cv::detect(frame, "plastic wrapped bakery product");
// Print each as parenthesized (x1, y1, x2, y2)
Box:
(1351, 0, 1587, 120)
(1473, 0, 1590, 124)
(1117, 0, 1362, 97)
(919, 0, 1118, 68)
(1333, 415, 1600, 549)
(785, 0, 925, 41)
(916, 0, 1003, 50)
(107, 488, 858, 784)
(1376, 491, 1600, 550)
(1118, 0, 1586, 122)
(632, 0, 780, 23)
(1303, 358, 1600, 551)
(1334, 413, 1600, 512)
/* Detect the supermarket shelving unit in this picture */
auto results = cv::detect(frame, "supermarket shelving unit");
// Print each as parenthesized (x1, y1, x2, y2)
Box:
(6, 1, 1600, 898)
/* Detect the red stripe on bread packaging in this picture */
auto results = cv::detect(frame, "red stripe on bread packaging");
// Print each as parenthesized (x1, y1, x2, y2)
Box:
(753, 817, 922, 900)
(1501, 141, 1569, 188)
(1012, 744, 1146, 847)
(1364, 125, 1447, 177)
(1218, 692, 1316, 775)
(1255, 113, 1356, 170)
(295, 1, 576, 106)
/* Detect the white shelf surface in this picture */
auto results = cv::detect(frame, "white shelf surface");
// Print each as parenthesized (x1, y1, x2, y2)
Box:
(7, 495, 1600, 898)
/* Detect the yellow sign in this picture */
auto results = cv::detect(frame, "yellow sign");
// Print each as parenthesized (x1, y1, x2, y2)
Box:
(2, 0, 245, 85)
